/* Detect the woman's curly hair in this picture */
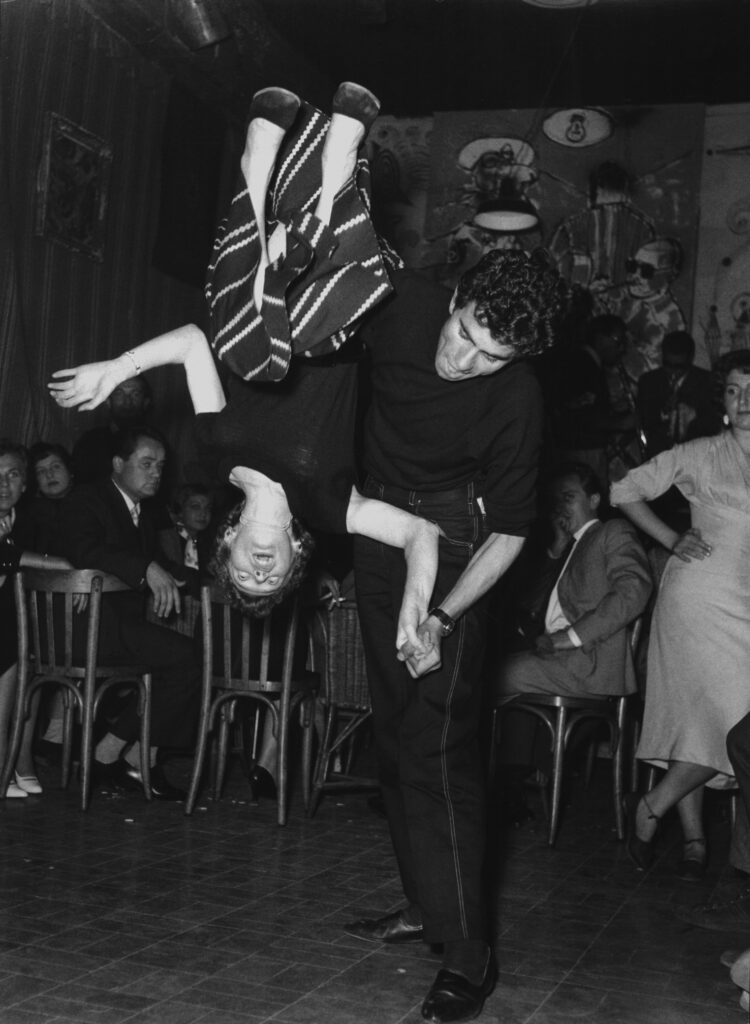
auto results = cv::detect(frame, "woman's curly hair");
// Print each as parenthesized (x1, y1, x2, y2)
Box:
(209, 502, 315, 618)
(453, 249, 571, 358)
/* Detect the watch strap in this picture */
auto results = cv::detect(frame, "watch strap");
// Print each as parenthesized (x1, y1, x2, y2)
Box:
(428, 606, 456, 636)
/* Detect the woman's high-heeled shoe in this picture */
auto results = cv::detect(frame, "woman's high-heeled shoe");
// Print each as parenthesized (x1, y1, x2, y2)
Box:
(623, 792, 658, 872)
(6, 782, 28, 799)
(248, 87, 301, 130)
(15, 772, 42, 795)
(677, 837, 707, 882)
(248, 764, 277, 804)
(331, 81, 381, 132)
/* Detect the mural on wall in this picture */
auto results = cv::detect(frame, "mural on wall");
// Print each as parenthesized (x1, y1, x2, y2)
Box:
(692, 104, 750, 367)
(408, 103, 704, 375)
(365, 116, 433, 269)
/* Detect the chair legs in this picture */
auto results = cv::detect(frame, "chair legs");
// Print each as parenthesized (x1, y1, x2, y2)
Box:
(548, 706, 567, 846)
(490, 699, 628, 847)
(185, 692, 315, 824)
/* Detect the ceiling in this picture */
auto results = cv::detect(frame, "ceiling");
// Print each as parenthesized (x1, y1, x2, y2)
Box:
(83, 0, 750, 124)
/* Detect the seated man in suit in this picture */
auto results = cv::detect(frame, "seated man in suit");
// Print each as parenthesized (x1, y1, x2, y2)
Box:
(59, 426, 201, 800)
(496, 462, 652, 701)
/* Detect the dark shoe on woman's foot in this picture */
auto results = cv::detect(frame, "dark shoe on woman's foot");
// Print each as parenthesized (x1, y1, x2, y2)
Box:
(332, 82, 380, 131)
(249, 87, 301, 130)
(623, 793, 656, 872)
(677, 838, 707, 882)
(248, 764, 276, 803)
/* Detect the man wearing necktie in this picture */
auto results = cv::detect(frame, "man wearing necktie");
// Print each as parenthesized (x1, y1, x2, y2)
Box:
(496, 462, 652, 701)
(59, 426, 201, 800)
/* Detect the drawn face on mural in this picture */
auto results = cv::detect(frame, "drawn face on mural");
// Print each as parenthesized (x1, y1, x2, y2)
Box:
(626, 240, 680, 300)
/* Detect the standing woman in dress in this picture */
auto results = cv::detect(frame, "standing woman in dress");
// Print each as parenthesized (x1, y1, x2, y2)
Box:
(611, 350, 750, 878)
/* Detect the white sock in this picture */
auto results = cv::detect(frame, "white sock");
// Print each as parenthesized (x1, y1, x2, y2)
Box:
(95, 733, 125, 765)
(314, 112, 365, 226)
(43, 719, 64, 743)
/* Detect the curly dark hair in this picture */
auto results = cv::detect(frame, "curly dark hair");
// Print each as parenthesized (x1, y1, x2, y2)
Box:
(452, 249, 571, 358)
(716, 348, 750, 386)
(209, 502, 315, 618)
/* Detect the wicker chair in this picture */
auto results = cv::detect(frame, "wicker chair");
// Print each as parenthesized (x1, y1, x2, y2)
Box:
(1, 568, 153, 809)
(307, 597, 377, 816)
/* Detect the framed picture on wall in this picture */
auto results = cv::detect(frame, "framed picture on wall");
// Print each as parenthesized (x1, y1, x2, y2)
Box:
(35, 113, 113, 262)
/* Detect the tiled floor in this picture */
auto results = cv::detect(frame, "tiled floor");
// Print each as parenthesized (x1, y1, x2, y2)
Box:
(0, 753, 747, 1024)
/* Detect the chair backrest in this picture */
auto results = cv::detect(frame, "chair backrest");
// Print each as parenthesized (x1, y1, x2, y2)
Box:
(199, 582, 302, 694)
(16, 568, 133, 674)
(310, 598, 370, 709)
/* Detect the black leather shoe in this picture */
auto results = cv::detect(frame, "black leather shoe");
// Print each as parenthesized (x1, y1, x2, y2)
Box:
(344, 909, 424, 944)
(149, 765, 187, 802)
(109, 759, 186, 802)
(248, 765, 276, 804)
(421, 959, 498, 1023)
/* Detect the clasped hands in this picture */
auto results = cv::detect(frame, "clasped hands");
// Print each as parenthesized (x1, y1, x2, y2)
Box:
(397, 612, 443, 679)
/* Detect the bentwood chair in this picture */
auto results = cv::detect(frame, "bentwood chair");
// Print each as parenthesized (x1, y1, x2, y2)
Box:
(184, 584, 318, 825)
(307, 597, 377, 817)
(489, 617, 643, 847)
(1, 568, 152, 809)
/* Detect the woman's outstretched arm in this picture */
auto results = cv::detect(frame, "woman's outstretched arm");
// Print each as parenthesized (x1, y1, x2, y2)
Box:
(48, 324, 226, 415)
(615, 498, 712, 563)
(346, 488, 441, 654)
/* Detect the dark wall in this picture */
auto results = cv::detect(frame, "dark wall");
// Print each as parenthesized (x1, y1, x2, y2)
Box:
(0, 0, 223, 473)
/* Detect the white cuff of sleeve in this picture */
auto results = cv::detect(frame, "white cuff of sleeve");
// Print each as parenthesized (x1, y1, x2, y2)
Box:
(567, 626, 583, 647)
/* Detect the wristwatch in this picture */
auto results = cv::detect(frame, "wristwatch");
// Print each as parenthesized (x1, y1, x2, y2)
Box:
(428, 606, 457, 637)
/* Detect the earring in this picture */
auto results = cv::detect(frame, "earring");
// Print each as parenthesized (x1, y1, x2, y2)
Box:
(723, 414, 730, 427)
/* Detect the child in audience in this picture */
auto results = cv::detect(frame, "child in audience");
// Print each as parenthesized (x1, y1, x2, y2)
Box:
(159, 484, 214, 583)
(155, 484, 214, 636)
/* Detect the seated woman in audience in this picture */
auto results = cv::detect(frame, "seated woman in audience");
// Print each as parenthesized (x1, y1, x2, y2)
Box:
(611, 350, 750, 880)
(47, 83, 439, 652)
(25, 442, 75, 554)
(25, 443, 77, 760)
(0, 440, 70, 798)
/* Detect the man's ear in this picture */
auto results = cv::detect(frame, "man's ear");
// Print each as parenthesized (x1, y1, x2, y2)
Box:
(112, 455, 123, 476)
(590, 492, 601, 514)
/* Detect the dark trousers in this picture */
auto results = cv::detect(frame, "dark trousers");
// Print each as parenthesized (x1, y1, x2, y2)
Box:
(97, 596, 201, 750)
(354, 479, 489, 944)
(727, 712, 750, 874)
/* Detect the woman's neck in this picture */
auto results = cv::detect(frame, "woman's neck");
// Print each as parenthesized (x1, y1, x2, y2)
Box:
(229, 466, 292, 527)
(731, 427, 750, 457)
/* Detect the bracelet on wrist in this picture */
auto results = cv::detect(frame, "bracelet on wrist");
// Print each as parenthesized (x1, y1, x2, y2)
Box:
(123, 349, 141, 376)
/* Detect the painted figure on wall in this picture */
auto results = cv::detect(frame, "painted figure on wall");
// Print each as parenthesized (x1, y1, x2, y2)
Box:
(597, 237, 687, 375)
(548, 161, 655, 293)
(366, 117, 433, 268)
(425, 134, 541, 288)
